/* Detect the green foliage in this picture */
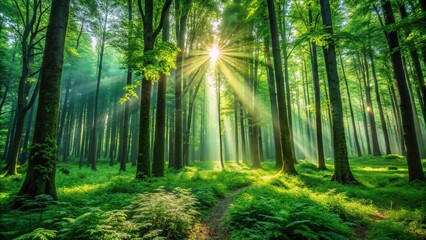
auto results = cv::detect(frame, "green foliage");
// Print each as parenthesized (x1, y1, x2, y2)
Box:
(13, 228, 57, 240)
(1, 159, 425, 239)
(387, 166, 398, 171)
(127, 187, 199, 239)
(226, 185, 352, 240)
(57, 208, 134, 240)
(133, 42, 179, 81)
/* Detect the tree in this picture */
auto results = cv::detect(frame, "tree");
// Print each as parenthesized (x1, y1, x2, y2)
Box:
(319, 0, 356, 183)
(16, 0, 70, 202)
(266, 0, 296, 174)
(308, 5, 326, 169)
(381, 0, 425, 181)
(4, 0, 49, 176)
(152, 6, 170, 177)
(174, 0, 192, 169)
(119, 0, 134, 172)
(136, 0, 173, 179)
(87, 0, 118, 171)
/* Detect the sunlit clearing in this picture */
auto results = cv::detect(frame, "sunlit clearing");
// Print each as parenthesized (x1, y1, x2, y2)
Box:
(209, 44, 221, 65)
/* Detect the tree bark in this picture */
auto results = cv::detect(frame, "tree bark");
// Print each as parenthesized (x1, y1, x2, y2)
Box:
(152, 7, 169, 177)
(266, 0, 296, 174)
(136, 0, 173, 178)
(339, 52, 361, 157)
(320, 0, 356, 183)
(16, 0, 70, 202)
(381, 0, 425, 181)
(263, 37, 283, 169)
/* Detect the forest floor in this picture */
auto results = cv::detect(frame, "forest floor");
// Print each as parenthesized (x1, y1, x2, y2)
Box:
(193, 185, 250, 240)
(0, 155, 425, 239)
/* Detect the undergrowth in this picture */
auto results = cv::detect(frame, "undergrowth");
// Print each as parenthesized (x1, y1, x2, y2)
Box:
(0, 156, 425, 239)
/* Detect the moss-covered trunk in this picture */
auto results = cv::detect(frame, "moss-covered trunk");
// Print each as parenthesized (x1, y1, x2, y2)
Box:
(16, 0, 70, 202)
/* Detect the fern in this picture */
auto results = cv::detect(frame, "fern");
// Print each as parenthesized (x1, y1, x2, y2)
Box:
(13, 228, 57, 240)
(127, 187, 199, 239)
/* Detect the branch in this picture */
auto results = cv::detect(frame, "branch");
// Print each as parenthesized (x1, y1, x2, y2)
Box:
(137, 0, 145, 24)
(30, 34, 46, 49)
(10, 24, 23, 37)
(153, 0, 173, 39)
(182, 62, 207, 98)
(24, 77, 40, 112)
(29, 69, 41, 77)
(13, 0, 26, 26)
(371, 3, 387, 41)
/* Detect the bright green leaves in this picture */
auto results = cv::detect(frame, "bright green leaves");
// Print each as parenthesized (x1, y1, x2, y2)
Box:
(120, 81, 140, 103)
(133, 41, 179, 81)
(121, 41, 178, 103)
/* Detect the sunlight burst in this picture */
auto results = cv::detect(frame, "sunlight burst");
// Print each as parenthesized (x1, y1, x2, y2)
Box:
(209, 44, 221, 65)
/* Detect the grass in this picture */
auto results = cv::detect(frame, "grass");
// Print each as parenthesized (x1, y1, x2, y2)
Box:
(0, 155, 425, 239)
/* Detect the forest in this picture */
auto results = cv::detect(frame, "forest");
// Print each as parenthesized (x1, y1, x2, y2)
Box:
(0, 0, 425, 239)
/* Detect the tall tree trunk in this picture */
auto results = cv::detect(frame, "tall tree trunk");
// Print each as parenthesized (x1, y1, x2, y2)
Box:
(217, 73, 225, 170)
(381, 0, 425, 181)
(398, 2, 426, 126)
(136, 0, 172, 178)
(368, 47, 391, 154)
(279, 1, 296, 163)
(339, 53, 361, 156)
(266, 0, 297, 174)
(88, 7, 109, 171)
(263, 37, 283, 169)
(174, 0, 191, 169)
(239, 102, 247, 163)
(362, 49, 381, 155)
(19, 104, 35, 164)
(320, 0, 356, 183)
(16, 0, 70, 202)
(309, 9, 326, 168)
(119, 0, 133, 171)
(355, 58, 372, 155)
(152, 7, 169, 177)
(234, 99, 239, 163)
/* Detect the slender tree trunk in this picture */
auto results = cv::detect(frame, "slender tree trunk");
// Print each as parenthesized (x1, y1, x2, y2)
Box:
(355, 58, 372, 155)
(217, 73, 225, 170)
(263, 37, 283, 169)
(19, 104, 35, 164)
(309, 10, 326, 168)
(234, 99, 239, 163)
(362, 49, 381, 155)
(174, 0, 191, 169)
(320, 0, 356, 183)
(152, 7, 169, 177)
(240, 102, 247, 163)
(88, 8, 109, 171)
(381, 0, 425, 181)
(398, 2, 426, 126)
(339, 53, 361, 156)
(266, 0, 296, 174)
(368, 47, 391, 154)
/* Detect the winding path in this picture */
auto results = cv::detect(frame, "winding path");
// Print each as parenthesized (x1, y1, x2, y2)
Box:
(194, 186, 250, 240)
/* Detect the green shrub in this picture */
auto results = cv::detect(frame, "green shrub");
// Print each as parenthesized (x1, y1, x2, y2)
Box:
(57, 208, 134, 240)
(127, 187, 199, 239)
(384, 154, 404, 160)
(13, 228, 57, 240)
(193, 186, 218, 211)
(226, 186, 352, 240)
(387, 166, 398, 170)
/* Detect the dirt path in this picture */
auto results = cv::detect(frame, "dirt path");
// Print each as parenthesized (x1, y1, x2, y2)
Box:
(193, 186, 250, 240)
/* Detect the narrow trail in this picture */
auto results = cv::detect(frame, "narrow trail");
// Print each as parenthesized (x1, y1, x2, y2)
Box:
(194, 186, 250, 240)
